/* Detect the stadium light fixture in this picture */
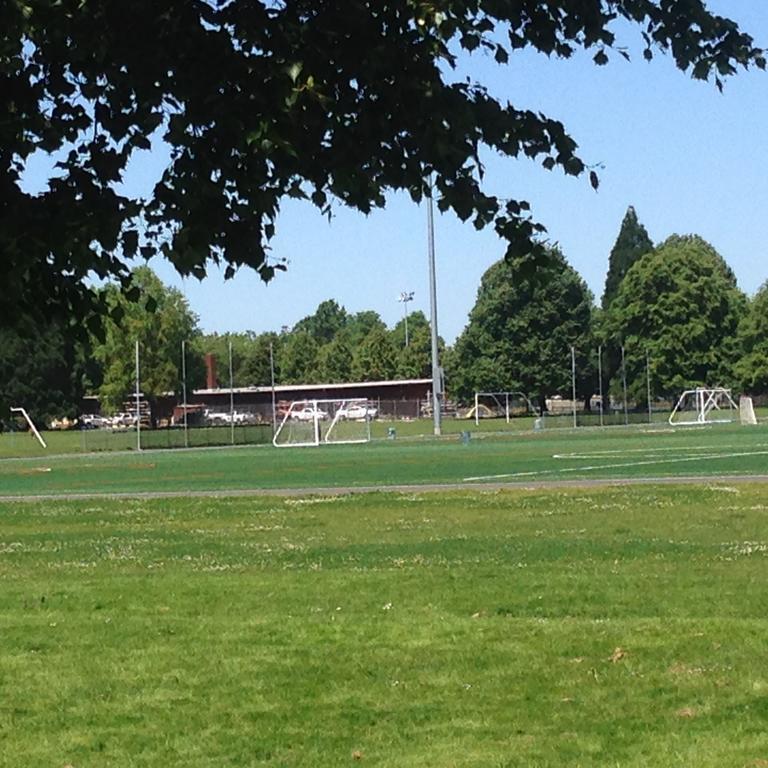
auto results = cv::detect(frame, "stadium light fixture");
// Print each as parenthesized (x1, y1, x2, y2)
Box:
(398, 291, 414, 347)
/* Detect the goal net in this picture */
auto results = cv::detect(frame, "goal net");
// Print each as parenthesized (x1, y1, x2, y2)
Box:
(740, 396, 758, 425)
(272, 398, 373, 447)
(668, 387, 737, 426)
(469, 392, 536, 425)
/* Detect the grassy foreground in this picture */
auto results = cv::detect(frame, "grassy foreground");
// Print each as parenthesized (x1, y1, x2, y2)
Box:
(2, 485, 768, 766)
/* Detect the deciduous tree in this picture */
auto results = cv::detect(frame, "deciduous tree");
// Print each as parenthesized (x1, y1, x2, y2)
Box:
(450, 250, 595, 410)
(277, 331, 319, 384)
(93, 267, 202, 416)
(0, 317, 90, 428)
(3, 2, 763, 321)
(603, 235, 746, 399)
(734, 282, 768, 394)
(352, 327, 398, 382)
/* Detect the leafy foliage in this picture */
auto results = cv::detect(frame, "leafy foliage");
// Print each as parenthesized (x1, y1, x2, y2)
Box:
(316, 336, 354, 383)
(352, 326, 398, 381)
(603, 235, 746, 398)
(449, 250, 595, 408)
(3, 2, 763, 320)
(92, 267, 202, 413)
(735, 282, 768, 394)
(293, 300, 348, 344)
(0, 316, 89, 428)
(277, 331, 320, 384)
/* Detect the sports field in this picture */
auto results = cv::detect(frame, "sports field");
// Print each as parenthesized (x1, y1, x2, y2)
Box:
(1, 423, 767, 498)
(2, 424, 768, 766)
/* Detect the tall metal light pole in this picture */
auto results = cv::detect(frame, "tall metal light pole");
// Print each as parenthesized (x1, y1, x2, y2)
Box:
(398, 291, 414, 347)
(427, 186, 442, 436)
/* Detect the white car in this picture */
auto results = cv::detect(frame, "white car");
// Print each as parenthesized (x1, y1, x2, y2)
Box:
(337, 404, 377, 420)
(293, 406, 329, 421)
(111, 412, 137, 428)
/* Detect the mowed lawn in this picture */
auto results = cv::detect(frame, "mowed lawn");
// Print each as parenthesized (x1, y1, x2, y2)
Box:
(2, 485, 768, 766)
(2, 424, 768, 497)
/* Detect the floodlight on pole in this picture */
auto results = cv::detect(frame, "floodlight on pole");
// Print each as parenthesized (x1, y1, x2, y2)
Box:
(398, 291, 414, 347)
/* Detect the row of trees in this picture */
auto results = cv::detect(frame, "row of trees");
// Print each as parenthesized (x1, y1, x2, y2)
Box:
(0, 268, 440, 425)
(2, 207, 767, 425)
(450, 208, 763, 410)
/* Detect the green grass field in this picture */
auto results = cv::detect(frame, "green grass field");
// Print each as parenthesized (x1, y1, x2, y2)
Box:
(1, 422, 767, 498)
(3, 424, 768, 765)
(2, 485, 768, 766)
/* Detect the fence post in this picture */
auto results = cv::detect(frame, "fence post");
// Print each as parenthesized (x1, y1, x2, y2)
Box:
(597, 345, 604, 427)
(571, 345, 577, 429)
(646, 349, 652, 424)
(621, 345, 629, 426)
(135, 339, 141, 451)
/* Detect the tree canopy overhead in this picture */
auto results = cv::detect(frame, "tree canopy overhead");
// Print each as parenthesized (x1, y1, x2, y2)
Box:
(3, 1, 764, 321)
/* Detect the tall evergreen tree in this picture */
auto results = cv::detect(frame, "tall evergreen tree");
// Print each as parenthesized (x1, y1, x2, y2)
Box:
(601, 206, 653, 309)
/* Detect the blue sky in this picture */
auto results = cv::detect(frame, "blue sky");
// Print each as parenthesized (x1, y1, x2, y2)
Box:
(27, 2, 768, 343)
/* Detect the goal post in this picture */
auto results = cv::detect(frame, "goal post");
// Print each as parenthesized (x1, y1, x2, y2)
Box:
(470, 392, 536, 426)
(272, 398, 373, 448)
(10, 407, 47, 448)
(668, 387, 738, 426)
(739, 395, 758, 425)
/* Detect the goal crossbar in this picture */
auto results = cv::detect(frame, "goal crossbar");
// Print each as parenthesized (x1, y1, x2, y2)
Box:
(273, 398, 372, 448)
(471, 391, 536, 425)
(668, 387, 738, 426)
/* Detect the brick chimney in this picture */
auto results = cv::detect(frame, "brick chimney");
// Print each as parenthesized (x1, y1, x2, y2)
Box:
(205, 353, 218, 389)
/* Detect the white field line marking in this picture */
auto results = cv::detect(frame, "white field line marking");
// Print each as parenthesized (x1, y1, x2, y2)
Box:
(553, 442, 768, 459)
(462, 449, 768, 483)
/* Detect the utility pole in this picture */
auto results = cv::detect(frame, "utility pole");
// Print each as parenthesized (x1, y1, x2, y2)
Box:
(427, 186, 442, 436)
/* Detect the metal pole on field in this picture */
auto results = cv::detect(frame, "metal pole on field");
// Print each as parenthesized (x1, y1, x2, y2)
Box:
(621, 345, 629, 426)
(571, 345, 577, 429)
(269, 341, 277, 437)
(228, 340, 235, 445)
(474, 392, 479, 427)
(181, 339, 189, 448)
(597, 345, 604, 427)
(645, 349, 652, 424)
(135, 339, 141, 451)
(427, 183, 442, 436)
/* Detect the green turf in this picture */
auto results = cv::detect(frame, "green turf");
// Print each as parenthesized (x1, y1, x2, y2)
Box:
(1, 423, 768, 497)
(2, 485, 768, 766)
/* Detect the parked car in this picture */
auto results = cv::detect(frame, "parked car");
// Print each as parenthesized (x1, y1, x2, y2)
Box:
(111, 412, 137, 428)
(337, 403, 377, 420)
(292, 406, 329, 421)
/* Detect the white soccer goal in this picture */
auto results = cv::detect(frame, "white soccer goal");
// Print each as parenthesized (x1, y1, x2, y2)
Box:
(470, 392, 537, 425)
(668, 387, 738, 426)
(739, 396, 758, 425)
(272, 398, 373, 448)
(10, 406, 47, 448)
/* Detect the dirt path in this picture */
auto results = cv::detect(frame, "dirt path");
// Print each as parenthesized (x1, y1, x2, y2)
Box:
(2, 473, 768, 503)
